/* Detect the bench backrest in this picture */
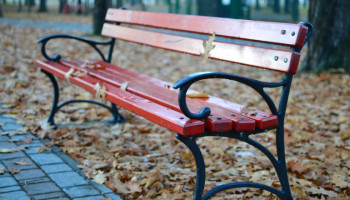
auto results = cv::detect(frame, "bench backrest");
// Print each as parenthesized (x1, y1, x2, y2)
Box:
(102, 9, 309, 74)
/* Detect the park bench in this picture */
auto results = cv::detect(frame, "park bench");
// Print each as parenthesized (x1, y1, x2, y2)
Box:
(36, 8, 312, 200)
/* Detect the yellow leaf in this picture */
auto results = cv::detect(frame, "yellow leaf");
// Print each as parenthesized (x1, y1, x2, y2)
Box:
(120, 81, 128, 91)
(64, 68, 74, 83)
(93, 170, 107, 184)
(201, 32, 216, 64)
(186, 92, 209, 98)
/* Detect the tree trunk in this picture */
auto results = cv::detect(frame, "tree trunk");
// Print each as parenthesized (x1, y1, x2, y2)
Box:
(139, 0, 146, 11)
(116, 0, 123, 8)
(17, 0, 22, 12)
(38, 0, 47, 12)
(0, 2, 3, 17)
(255, 0, 260, 10)
(26, 0, 34, 12)
(284, 0, 289, 13)
(303, 0, 350, 72)
(59, 0, 66, 13)
(273, 0, 280, 13)
(197, 0, 216, 16)
(77, 0, 83, 15)
(291, 0, 298, 21)
(93, 0, 108, 34)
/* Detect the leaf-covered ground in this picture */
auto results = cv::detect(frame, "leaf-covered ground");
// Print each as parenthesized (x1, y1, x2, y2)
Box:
(0, 23, 349, 200)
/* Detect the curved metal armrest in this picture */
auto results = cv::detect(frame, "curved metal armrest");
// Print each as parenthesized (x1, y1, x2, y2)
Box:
(173, 71, 286, 120)
(38, 34, 114, 62)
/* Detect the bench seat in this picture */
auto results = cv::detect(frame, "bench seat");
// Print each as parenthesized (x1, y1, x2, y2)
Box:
(36, 59, 278, 136)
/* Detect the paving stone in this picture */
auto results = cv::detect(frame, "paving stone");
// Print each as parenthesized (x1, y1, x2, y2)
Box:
(2, 157, 38, 170)
(0, 141, 17, 148)
(106, 193, 123, 200)
(0, 135, 9, 141)
(32, 192, 68, 200)
(0, 176, 18, 187)
(55, 152, 79, 171)
(41, 163, 73, 174)
(14, 169, 46, 180)
(0, 151, 26, 160)
(91, 182, 114, 194)
(23, 181, 61, 195)
(63, 185, 100, 198)
(30, 153, 64, 165)
(73, 195, 106, 200)
(0, 190, 31, 200)
(0, 185, 22, 193)
(49, 171, 88, 188)
(0, 116, 16, 123)
(1, 123, 23, 131)
(10, 134, 35, 141)
(19, 177, 52, 185)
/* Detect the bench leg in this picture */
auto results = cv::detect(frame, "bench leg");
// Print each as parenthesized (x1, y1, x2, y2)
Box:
(41, 69, 125, 127)
(177, 131, 293, 200)
(176, 134, 205, 200)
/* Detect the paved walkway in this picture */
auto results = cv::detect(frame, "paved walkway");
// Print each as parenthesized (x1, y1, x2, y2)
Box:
(0, 106, 122, 200)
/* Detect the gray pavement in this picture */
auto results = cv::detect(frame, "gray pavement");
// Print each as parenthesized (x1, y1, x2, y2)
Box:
(0, 110, 122, 200)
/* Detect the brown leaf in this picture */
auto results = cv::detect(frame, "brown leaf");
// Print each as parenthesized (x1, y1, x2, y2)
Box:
(36, 145, 51, 153)
(0, 168, 5, 175)
(7, 168, 21, 175)
(13, 160, 32, 166)
(287, 160, 311, 176)
(240, 107, 258, 116)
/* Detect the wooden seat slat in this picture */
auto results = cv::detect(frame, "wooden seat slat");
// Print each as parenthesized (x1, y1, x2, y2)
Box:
(36, 60, 205, 136)
(105, 9, 308, 48)
(102, 24, 301, 74)
(60, 60, 277, 132)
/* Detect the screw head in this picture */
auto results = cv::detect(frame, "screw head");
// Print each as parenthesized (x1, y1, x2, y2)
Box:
(179, 117, 184, 119)
(291, 31, 296, 36)
(231, 114, 235, 116)
(281, 30, 286, 34)
(274, 56, 279, 61)
(217, 117, 221, 120)
(284, 58, 288, 63)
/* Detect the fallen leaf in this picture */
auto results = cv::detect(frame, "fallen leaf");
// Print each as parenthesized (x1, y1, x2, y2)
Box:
(0, 146, 29, 153)
(0, 129, 27, 136)
(240, 107, 258, 116)
(36, 145, 51, 153)
(186, 92, 209, 98)
(120, 81, 128, 91)
(72, 70, 88, 77)
(331, 174, 349, 188)
(93, 170, 107, 184)
(201, 32, 216, 63)
(13, 160, 32, 166)
(0, 168, 5, 174)
(7, 168, 21, 175)
(64, 67, 75, 82)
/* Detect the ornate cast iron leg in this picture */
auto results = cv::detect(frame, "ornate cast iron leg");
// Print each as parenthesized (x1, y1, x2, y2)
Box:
(41, 69, 60, 127)
(41, 69, 125, 127)
(176, 134, 206, 200)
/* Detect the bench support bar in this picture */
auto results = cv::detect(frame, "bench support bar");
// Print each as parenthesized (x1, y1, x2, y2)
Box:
(41, 69, 125, 127)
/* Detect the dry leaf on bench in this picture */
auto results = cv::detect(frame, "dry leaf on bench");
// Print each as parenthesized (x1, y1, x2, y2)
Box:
(186, 92, 209, 98)
(64, 67, 75, 83)
(240, 107, 258, 116)
(201, 32, 216, 64)
(120, 81, 128, 91)
(7, 168, 21, 175)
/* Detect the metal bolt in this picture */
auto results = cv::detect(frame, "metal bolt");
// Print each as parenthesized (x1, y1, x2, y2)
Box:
(179, 117, 184, 119)
(231, 114, 235, 116)
(291, 31, 295, 36)
(284, 58, 288, 63)
(262, 115, 267, 117)
(274, 56, 279, 61)
(240, 118, 244, 120)
(217, 117, 221, 120)
(188, 120, 192, 123)
(281, 30, 286, 34)
(209, 114, 213, 116)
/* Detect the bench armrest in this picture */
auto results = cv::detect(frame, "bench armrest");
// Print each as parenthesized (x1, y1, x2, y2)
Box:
(173, 71, 287, 120)
(38, 34, 114, 62)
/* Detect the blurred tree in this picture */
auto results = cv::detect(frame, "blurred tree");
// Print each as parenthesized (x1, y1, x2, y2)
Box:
(0, 2, 3, 17)
(139, 0, 146, 11)
(84, 0, 89, 15)
(303, 0, 350, 72)
(197, 0, 216, 16)
(284, 0, 289, 13)
(59, 0, 67, 13)
(231, 0, 242, 18)
(2, 0, 5, 4)
(38, 0, 47, 12)
(186, 0, 191, 14)
(26, 0, 35, 12)
(273, 0, 280, 13)
(93, 0, 108, 34)
(17, 0, 22, 12)
(116, 0, 123, 8)
(167, 0, 172, 13)
(77, 0, 83, 14)
(255, 0, 260, 10)
(175, 0, 179, 13)
(291, 0, 298, 21)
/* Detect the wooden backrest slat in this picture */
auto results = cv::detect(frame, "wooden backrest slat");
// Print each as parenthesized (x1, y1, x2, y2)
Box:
(105, 9, 308, 48)
(102, 24, 300, 74)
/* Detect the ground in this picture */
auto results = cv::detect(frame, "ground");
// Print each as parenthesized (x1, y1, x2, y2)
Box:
(0, 9, 350, 200)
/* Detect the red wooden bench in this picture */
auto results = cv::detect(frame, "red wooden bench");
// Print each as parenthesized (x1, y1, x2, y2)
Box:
(37, 9, 312, 200)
